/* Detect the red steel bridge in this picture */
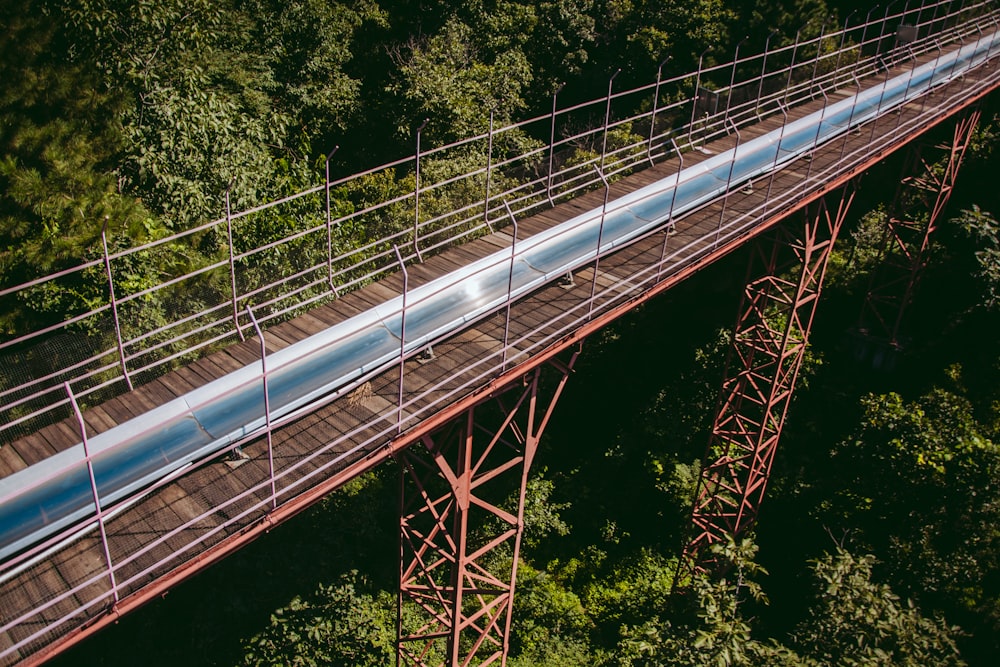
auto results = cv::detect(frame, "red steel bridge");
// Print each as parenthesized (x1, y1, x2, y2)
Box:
(1, 2, 999, 664)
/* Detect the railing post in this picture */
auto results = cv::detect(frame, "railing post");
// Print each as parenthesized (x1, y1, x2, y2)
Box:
(868, 47, 896, 147)
(810, 16, 833, 96)
(835, 10, 860, 84)
(656, 138, 684, 282)
(484, 109, 495, 232)
(101, 218, 133, 392)
(784, 28, 804, 105)
(840, 74, 864, 165)
(756, 30, 779, 119)
(413, 119, 429, 263)
(878, 1, 902, 65)
(688, 46, 713, 148)
(600, 68, 621, 174)
(920, 38, 944, 116)
(715, 119, 742, 246)
(65, 381, 120, 607)
(763, 101, 790, 218)
(894, 38, 921, 136)
(501, 201, 519, 371)
(988, 12, 1000, 60)
(857, 5, 883, 69)
(648, 55, 671, 166)
(726, 36, 749, 125)
(246, 307, 277, 510)
(547, 83, 564, 207)
(394, 245, 408, 434)
(805, 89, 829, 182)
(325, 145, 340, 295)
(225, 179, 245, 342)
(590, 165, 611, 317)
(927, 0, 945, 36)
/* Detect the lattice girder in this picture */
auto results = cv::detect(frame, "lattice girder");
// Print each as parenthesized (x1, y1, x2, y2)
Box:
(859, 108, 981, 349)
(397, 352, 578, 667)
(685, 184, 856, 573)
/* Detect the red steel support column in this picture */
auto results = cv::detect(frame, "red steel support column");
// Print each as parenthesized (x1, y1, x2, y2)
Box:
(857, 108, 981, 356)
(683, 183, 856, 574)
(396, 349, 579, 667)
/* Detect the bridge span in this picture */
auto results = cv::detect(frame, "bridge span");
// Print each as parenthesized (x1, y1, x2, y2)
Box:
(2, 2, 1000, 664)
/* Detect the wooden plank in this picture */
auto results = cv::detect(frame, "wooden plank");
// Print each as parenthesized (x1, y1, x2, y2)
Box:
(0, 446, 27, 477)
(81, 406, 119, 437)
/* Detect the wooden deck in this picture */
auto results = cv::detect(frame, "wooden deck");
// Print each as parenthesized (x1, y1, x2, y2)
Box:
(1, 46, 998, 666)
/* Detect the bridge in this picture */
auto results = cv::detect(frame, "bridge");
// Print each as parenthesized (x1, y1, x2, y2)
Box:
(1, 1, 999, 664)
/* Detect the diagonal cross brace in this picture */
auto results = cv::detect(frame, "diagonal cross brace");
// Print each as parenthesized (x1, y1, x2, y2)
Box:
(397, 348, 579, 667)
(683, 183, 856, 576)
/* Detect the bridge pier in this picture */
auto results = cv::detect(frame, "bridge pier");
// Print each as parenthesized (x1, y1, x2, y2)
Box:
(855, 107, 982, 367)
(395, 350, 578, 667)
(683, 183, 857, 574)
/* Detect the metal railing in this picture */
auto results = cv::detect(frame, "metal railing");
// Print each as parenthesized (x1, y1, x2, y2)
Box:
(2, 2, 1000, 664)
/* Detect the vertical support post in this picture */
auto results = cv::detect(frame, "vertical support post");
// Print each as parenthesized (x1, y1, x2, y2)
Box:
(484, 110, 495, 232)
(835, 10, 860, 84)
(715, 119, 743, 246)
(394, 245, 409, 434)
(66, 382, 120, 606)
(101, 218, 133, 392)
(225, 180, 245, 342)
(590, 165, 611, 317)
(784, 28, 804, 106)
(325, 145, 340, 294)
(878, 1, 902, 66)
(725, 37, 749, 124)
(502, 201, 519, 371)
(689, 47, 713, 147)
(856, 108, 981, 359)
(868, 46, 897, 148)
(810, 17, 832, 94)
(396, 350, 579, 667)
(755, 31, 778, 119)
(246, 308, 277, 510)
(893, 39, 921, 137)
(547, 84, 564, 207)
(600, 69, 621, 174)
(413, 119, 429, 263)
(856, 5, 883, 69)
(762, 101, 789, 219)
(805, 89, 829, 182)
(839, 75, 864, 166)
(648, 56, 671, 166)
(681, 182, 857, 576)
(656, 139, 684, 282)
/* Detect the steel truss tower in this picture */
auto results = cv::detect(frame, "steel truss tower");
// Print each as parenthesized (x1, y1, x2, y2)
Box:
(857, 108, 982, 360)
(683, 184, 857, 573)
(395, 350, 579, 667)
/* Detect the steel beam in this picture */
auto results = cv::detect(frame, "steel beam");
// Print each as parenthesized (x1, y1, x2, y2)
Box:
(396, 349, 578, 667)
(857, 107, 981, 360)
(683, 183, 857, 574)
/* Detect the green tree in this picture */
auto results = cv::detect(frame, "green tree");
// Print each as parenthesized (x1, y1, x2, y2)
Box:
(812, 385, 1000, 659)
(793, 549, 966, 666)
(510, 561, 598, 666)
(239, 570, 396, 667)
(0, 0, 169, 335)
(615, 539, 803, 667)
(387, 15, 534, 143)
(233, 0, 386, 146)
(952, 206, 1000, 311)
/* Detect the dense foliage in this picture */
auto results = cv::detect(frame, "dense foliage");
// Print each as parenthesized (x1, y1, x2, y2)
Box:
(9, 0, 1000, 665)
